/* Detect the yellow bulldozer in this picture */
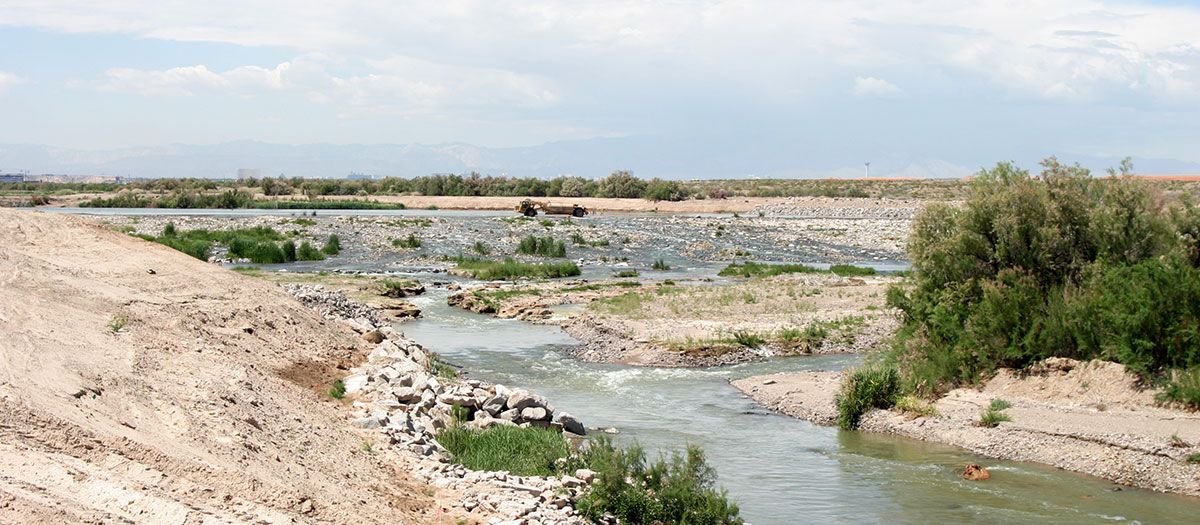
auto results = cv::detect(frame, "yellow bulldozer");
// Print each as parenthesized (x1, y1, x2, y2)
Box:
(514, 199, 587, 217)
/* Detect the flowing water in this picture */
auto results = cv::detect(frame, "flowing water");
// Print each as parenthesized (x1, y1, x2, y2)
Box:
(402, 287, 1200, 524)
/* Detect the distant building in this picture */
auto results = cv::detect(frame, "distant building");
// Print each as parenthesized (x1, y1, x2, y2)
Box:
(21, 174, 125, 184)
(347, 172, 375, 180)
(237, 168, 262, 180)
(0, 174, 23, 183)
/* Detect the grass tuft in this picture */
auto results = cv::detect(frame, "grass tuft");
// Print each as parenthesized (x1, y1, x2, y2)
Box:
(437, 425, 569, 476)
(835, 365, 900, 430)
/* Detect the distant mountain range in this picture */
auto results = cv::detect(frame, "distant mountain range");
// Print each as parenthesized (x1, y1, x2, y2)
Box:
(2, 138, 1197, 180)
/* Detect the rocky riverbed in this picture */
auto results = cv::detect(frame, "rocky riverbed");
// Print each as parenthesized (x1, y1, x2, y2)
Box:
(98, 201, 911, 270)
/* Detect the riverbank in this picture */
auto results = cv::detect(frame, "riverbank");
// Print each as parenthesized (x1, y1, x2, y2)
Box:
(732, 358, 1200, 496)
(0, 208, 593, 524)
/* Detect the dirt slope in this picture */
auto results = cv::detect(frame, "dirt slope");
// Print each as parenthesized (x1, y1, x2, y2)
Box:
(0, 208, 442, 523)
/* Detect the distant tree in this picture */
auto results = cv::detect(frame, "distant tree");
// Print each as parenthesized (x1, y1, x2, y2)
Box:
(598, 170, 647, 199)
(559, 177, 589, 197)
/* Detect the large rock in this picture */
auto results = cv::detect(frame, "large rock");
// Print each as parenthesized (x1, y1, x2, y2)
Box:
(387, 301, 422, 319)
(481, 394, 507, 416)
(557, 412, 586, 435)
(361, 330, 384, 343)
(520, 407, 548, 421)
(507, 389, 548, 411)
(394, 387, 422, 404)
(380, 280, 425, 298)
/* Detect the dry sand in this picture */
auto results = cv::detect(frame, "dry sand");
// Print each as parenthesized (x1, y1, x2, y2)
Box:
(732, 358, 1200, 496)
(0, 208, 454, 523)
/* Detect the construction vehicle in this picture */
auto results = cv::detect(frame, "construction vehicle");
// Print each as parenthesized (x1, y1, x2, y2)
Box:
(514, 199, 587, 217)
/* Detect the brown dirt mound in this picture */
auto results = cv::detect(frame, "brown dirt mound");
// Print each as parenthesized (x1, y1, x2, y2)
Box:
(0, 208, 443, 524)
(981, 357, 1156, 409)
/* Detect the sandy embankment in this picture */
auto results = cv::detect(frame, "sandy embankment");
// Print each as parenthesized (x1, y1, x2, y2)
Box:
(0, 208, 449, 523)
(733, 359, 1200, 496)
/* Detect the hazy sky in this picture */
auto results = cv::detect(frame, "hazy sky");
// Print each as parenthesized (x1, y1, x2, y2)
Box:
(1, 1, 1198, 167)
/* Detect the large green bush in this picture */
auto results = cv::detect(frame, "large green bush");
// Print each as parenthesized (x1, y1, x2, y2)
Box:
(887, 158, 1200, 402)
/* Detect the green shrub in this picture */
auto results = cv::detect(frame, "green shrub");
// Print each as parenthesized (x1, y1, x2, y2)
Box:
(614, 270, 640, 278)
(517, 235, 566, 257)
(718, 261, 821, 278)
(322, 234, 340, 255)
(835, 365, 900, 430)
(297, 241, 325, 261)
(472, 240, 491, 255)
(980, 399, 1013, 427)
(329, 380, 346, 399)
(732, 331, 765, 347)
(572, 437, 742, 525)
(1157, 368, 1200, 408)
(437, 425, 568, 476)
(652, 258, 671, 271)
(886, 158, 1200, 400)
(281, 240, 297, 262)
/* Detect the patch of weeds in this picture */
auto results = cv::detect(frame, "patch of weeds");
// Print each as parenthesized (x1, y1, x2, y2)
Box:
(732, 331, 765, 347)
(517, 235, 567, 257)
(894, 395, 938, 417)
(1156, 367, 1200, 409)
(361, 441, 374, 453)
(432, 359, 457, 380)
(979, 398, 1013, 427)
(835, 365, 899, 430)
(829, 264, 876, 277)
(472, 240, 491, 255)
(437, 425, 569, 476)
(328, 379, 346, 399)
(570, 436, 743, 525)
(1185, 454, 1200, 464)
(652, 258, 671, 271)
(108, 314, 128, 333)
(452, 256, 580, 280)
(614, 270, 640, 278)
(539, 219, 555, 227)
(450, 405, 471, 424)
(392, 233, 422, 249)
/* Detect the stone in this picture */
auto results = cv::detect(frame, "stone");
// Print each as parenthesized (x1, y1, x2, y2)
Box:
(468, 416, 517, 429)
(482, 394, 507, 416)
(556, 412, 586, 435)
(438, 392, 477, 407)
(380, 280, 425, 298)
(387, 301, 422, 319)
(507, 389, 548, 411)
(574, 469, 596, 484)
(956, 463, 991, 481)
(362, 330, 384, 343)
(394, 387, 422, 404)
(498, 408, 520, 421)
(342, 374, 369, 394)
(560, 475, 584, 488)
(520, 407, 548, 421)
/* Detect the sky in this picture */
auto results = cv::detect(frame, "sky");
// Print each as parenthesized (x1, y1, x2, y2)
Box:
(1, 0, 1199, 177)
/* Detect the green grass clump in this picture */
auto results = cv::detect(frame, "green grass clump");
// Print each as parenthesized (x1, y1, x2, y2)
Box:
(107, 314, 128, 333)
(297, 241, 325, 261)
(614, 270, 640, 278)
(718, 261, 821, 278)
(829, 264, 876, 277)
(1185, 453, 1200, 464)
(393, 233, 422, 249)
(894, 395, 938, 417)
(321, 234, 341, 255)
(437, 425, 569, 476)
(329, 380, 346, 399)
(835, 365, 900, 430)
(472, 240, 491, 255)
(572, 437, 742, 525)
(979, 399, 1013, 427)
(516, 235, 567, 257)
(652, 258, 671, 271)
(732, 331, 765, 347)
(452, 257, 580, 280)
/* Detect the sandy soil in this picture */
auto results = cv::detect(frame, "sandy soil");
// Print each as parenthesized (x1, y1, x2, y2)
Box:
(0, 208, 458, 524)
(732, 358, 1200, 496)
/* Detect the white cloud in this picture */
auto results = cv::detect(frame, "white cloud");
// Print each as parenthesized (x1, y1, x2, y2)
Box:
(852, 76, 903, 98)
(96, 54, 558, 116)
(0, 72, 26, 93)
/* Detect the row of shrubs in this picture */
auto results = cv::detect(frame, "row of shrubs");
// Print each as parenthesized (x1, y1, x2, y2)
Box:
(718, 261, 877, 278)
(450, 256, 581, 280)
(80, 189, 406, 209)
(438, 425, 742, 524)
